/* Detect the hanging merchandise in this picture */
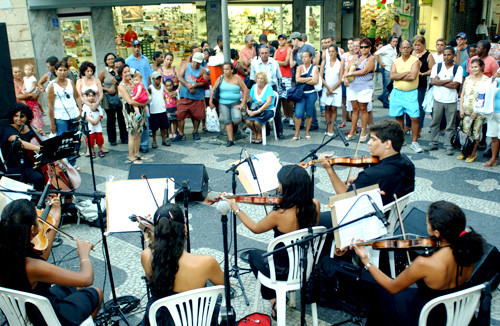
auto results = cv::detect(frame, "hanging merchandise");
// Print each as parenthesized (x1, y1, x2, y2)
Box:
(361, 0, 399, 39)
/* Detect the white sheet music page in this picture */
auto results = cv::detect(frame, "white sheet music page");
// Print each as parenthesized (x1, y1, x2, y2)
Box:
(237, 152, 282, 194)
(106, 178, 174, 233)
(335, 188, 387, 248)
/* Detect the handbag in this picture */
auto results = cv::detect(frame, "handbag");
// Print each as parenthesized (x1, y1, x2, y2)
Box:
(213, 76, 223, 100)
(237, 313, 271, 326)
(248, 101, 266, 118)
(451, 121, 475, 156)
(422, 89, 434, 114)
(286, 83, 305, 102)
(105, 92, 121, 106)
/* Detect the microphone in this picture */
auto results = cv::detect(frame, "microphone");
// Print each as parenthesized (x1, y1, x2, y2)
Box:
(367, 195, 389, 227)
(334, 122, 349, 147)
(216, 200, 231, 216)
(163, 178, 169, 205)
(244, 149, 258, 180)
(36, 181, 51, 210)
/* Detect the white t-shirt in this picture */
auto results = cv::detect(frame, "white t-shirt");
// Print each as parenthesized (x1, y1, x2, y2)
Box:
(148, 84, 166, 114)
(431, 64, 463, 103)
(375, 44, 397, 72)
(82, 105, 103, 134)
(432, 53, 443, 64)
(23, 75, 38, 93)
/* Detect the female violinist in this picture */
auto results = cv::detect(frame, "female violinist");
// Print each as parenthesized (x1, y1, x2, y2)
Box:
(0, 198, 102, 325)
(349, 201, 484, 325)
(141, 203, 224, 326)
(223, 165, 320, 320)
(0, 104, 44, 190)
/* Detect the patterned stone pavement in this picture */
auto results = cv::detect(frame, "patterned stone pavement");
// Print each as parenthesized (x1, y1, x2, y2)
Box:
(43, 94, 499, 325)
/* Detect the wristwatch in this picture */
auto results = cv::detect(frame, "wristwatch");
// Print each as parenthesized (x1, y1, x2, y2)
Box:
(364, 261, 373, 270)
(234, 209, 241, 214)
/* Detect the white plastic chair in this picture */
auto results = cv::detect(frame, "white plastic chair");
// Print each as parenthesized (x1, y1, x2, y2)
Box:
(0, 286, 94, 326)
(249, 91, 279, 145)
(418, 283, 485, 326)
(148, 285, 224, 326)
(253, 226, 327, 326)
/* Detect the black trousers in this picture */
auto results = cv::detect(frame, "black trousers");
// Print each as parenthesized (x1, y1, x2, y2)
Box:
(248, 249, 288, 300)
(271, 85, 283, 134)
(105, 103, 128, 144)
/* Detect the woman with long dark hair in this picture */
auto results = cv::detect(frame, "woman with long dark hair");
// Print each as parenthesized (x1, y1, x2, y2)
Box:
(350, 201, 484, 325)
(0, 199, 102, 325)
(224, 165, 320, 319)
(141, 203, 224, 326)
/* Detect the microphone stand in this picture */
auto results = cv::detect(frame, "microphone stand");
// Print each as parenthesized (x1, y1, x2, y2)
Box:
(167, 180, 191, 252)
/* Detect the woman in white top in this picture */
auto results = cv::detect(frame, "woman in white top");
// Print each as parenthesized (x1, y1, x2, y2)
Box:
(47, 60, 82, 167)
(320, 45, 344, 136)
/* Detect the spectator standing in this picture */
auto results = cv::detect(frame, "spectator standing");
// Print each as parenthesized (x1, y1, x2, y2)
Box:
(466, 40, 500, 77)
(489, 34, 500, 61)
(240, 34, 256, 72)
(126, 40, 151, 153)
(99, 53, 128, 146)
(344, 38, 376, 141)
(375, 36, 398, 108)
(37, 56, 58, 92)
(367, 20, 377, 52)
(164, 79, 178, 138)
(214, 35, 223, 55)
(257, 34, 276, 58)
(175, 52, 208, 141)
(392, 15, 403, 44)
(230, 49, 248, 80)
(316, 37, 332, 116)
(476, 19, 489, 41)
(275, 34, 294, 127)
(62, 56, 78, 84)
(483, 71, 500, 167)
(289, 31, 319, 130)
(340, 39, 355, 127)
(250, 46, 284, 139)
(160, 52, 179, 89)
(459, 58, 490, 162)
(462, 44, 477, 78)
(148, 71, 170, 148)
(209, 63, 248, 147)
(123, 24, 138, 50)
(150, 51, 164, 81)
(19, 64, 44, 128)
(320, 45, 344, 136)
(424, 47, 463, 155)
(455, 33, 470, 66)
(432, 38, 447, 64)
(389, 40, 423, 153)
(82, 89, 106, 158)
(12, 66, 43, 129)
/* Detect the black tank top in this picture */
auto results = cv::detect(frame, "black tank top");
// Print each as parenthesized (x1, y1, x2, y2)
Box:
(418, 51, 430, 89)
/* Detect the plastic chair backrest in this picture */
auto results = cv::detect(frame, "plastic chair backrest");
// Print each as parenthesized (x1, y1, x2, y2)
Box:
(272, 91, 279, 115)
(384, 191, 413, 236)
(0, 286, 61, 326)
(148, 285, 224, 326)
(266, 227, 327, 286)
(418, 283, 485, 326)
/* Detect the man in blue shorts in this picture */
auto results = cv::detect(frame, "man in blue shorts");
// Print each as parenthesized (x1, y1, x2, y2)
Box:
(389, 40, 423, 152)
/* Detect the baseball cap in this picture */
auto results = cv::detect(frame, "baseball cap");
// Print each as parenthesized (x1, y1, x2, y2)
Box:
(150, 71, 161, 79)
(278, 34, 287, 40)
(456, 32, 467, 39)
(131, 40, 141, 47)
(192, 52, 204, 63)
(288, 32, 302, 42)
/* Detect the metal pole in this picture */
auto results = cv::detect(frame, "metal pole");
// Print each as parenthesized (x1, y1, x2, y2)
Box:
(221, 0, 231, 63)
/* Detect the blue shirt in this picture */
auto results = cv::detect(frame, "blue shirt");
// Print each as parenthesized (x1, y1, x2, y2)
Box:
(126, 54, 151, 88)
(249, 84, 275, 111)
(250, 58, 281, 87)
(495, 78, 500, 113)
(178, 63, 205, 101)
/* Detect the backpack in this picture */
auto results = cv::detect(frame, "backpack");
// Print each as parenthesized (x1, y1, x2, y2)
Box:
(436, 63, 460, 92)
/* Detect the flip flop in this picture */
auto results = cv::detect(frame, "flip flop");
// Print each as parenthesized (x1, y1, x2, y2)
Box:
(305, 135, 312, 140)
(271, 301, 277, 321)
(135, 156, 150, 161)
(253, 139, 262, 144)
(291, 136, 300, 142)
(339, 123, 346, 128)
(126, 158, 143, 164)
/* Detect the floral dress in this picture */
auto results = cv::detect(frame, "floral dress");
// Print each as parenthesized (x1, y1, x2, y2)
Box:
(461, 75, 489, 139)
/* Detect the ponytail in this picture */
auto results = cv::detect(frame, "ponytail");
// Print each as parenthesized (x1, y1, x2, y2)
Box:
(451, 229, 484, 267)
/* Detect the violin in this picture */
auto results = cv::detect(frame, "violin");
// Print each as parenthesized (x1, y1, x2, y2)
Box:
(300, 157, 379, 169)
(129, 215, 155, 244)
(31, 205, 56, 253)
(205, 195, 282, 206)
(334, 236, 440, 256)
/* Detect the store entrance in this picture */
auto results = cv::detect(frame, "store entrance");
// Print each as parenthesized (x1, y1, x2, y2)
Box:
(60, 16, 96, 64)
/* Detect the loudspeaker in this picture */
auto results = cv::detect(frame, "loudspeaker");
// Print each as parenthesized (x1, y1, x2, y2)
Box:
(128, 163, 209, 202)
(0, 23, 16, 120)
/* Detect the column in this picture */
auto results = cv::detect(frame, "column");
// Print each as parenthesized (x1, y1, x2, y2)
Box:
(91, 7, 116, 73)
(206, 1, 222, 48)
(323, 0, 342, 41)
(293, 0, 306, 33)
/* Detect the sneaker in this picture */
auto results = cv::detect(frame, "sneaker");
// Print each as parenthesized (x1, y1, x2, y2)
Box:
(192, 131, 201, 140)
(446, 148, 454, 156)
(162, 140, 171, 146)
(172, 134, 185, 142)
(282, 117, 289, 123)
(152, 141, 158, 149)
(410, 142, 423, 153)
(289, 120, 294, 127)
(245, 128, 251, 134)
(423, 145, 438, 151)
(226, 140, 234, 147)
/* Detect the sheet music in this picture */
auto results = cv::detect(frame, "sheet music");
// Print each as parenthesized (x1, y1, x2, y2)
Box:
(237, 152, 282, 193)
(334, 188, 387, 248)
(106, 178, 174, 233)
(0, 177, 33, 203)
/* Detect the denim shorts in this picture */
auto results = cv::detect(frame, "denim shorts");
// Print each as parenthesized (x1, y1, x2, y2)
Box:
(219, 102, 243, 125)
(389, 88, 419, 118)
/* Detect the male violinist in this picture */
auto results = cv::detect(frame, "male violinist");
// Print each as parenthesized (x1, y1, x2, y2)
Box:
(319, 119, 415, 206)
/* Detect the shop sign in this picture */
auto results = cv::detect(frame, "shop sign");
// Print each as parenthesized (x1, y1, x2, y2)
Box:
(120, 6, 143, 23)
(342, 0, 354, 10)
(52, 17, 59, 28)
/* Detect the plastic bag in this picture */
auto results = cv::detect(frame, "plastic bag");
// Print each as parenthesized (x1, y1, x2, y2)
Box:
(206, 106, 220, 132)
(423, 89, 434, 114)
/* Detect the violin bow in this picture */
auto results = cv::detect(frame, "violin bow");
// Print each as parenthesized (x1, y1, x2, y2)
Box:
(393, 194, 411, 265)
(142, 174, 159, 208)
(36, 218, 95, 251)
(345, 127, 362, 186)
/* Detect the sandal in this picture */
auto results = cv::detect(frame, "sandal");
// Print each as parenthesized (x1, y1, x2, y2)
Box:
(253, 139, 262, 144)
(135, 156, 150, 161)
(271, 301, 277, 321)
(339, 123, 346, 128)
(305, 135, 312, 140)
(126, 158, 143, 164)
(346, 133, 355, 140)
(98, 150, 105, 158)
(291, 136, 300, 142)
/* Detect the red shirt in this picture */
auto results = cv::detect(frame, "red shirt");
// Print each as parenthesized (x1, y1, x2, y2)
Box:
(239, 46, 255, 71)
(123, 31, 138, 47)
(466, 55, 499, 77)
(275, 46, 292, 78)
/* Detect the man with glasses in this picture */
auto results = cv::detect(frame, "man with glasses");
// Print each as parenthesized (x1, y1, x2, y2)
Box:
(389, 40, 422, 152)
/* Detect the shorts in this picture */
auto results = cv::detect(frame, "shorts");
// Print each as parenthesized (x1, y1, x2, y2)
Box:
(346, 87, 373, 103)
(166, 107, 177, 121)
(389, 88, 420, 118)
(89, 132, 104, 147)
(278, 77, 292, 99)
(149, 112, 169, 131)
(219, 101, 243, 125)
(486, 112, 500, 139)
(177, 98, 206, 121)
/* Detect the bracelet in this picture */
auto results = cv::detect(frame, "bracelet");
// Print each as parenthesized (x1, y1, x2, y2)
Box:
(80, 259, 91, 263)
(234, 209, 241, 214)
(364, 261, 373, 270)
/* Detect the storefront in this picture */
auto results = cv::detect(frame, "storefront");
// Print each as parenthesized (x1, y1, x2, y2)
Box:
(417, 0, 447, 51)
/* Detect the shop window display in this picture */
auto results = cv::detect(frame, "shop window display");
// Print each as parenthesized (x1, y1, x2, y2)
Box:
(113, 5, 206, 66)
(61, 17, 95, 64)
(305, 5, 321, 50)
(361, 0, 399, 41)
(228, 5, 293, 49)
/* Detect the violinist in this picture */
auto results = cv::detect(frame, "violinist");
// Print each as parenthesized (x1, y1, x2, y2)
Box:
(348, 201, 484, 325)
(0, 198, 102, 325)
(0, 104, 44, 190)
(223, 165, 320, 320)
(141, 203, 224, 326)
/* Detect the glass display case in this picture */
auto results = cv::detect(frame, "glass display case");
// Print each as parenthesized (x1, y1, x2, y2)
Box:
(60, 17, 95, 64)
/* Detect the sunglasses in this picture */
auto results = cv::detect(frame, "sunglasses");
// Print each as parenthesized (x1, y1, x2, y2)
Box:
(63, 90, 70, 99)
(360, 46, 370, 49)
